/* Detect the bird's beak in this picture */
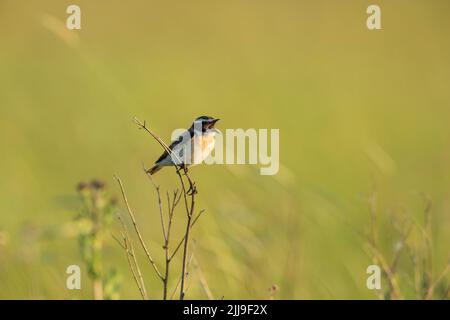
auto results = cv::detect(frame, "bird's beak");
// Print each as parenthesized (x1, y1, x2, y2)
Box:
(211, 118, 220, 124)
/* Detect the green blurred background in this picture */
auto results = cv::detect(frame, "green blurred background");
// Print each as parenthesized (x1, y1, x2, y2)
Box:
(0, 0, 449, 299)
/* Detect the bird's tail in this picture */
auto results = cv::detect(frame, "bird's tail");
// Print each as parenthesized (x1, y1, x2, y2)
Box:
(146, 164, 162, 175)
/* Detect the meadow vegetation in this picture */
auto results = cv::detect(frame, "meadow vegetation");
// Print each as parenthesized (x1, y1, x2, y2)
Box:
(0, 1, 449, 299)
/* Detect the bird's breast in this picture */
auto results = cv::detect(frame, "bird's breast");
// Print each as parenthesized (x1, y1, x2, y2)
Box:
(192, 133, 215, 164)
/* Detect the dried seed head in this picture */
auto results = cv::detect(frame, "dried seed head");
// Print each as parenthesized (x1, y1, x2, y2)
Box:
(76, 181, 88, 192)
(90, 179, 105, 190)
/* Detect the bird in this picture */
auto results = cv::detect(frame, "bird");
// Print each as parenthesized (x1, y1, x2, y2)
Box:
(147, 116, 220, 175)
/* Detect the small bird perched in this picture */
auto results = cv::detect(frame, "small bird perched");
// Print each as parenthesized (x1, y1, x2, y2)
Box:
(147, 116, 220, 175)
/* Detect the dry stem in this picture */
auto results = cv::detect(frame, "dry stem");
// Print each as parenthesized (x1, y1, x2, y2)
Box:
(133, 117, 198, 300)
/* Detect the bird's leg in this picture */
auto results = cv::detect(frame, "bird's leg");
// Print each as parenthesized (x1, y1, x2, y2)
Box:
(175, 165, 195, 194)
(176, 164, 187, 175)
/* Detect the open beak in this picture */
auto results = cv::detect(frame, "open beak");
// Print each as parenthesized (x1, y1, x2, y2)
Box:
(208, 118, 220, 132)
(207, 118, 220, 128)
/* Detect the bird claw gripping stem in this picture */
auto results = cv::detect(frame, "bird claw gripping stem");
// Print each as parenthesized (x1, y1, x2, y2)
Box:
(187, 183, 197, 196)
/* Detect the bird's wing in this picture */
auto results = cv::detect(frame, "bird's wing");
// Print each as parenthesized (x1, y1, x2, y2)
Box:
(154, 129, 192, 164)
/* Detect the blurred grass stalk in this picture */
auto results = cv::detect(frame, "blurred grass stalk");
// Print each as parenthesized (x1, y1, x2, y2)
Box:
(364, 191, 449, 300)
(75, 180, 120, 300)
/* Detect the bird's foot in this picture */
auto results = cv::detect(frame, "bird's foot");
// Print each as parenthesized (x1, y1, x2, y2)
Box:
(187, 183, 197, 195)
(176, 164, 188, 174)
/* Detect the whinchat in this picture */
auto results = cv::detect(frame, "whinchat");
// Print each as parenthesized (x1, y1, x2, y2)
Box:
(147, 116, 220, 175)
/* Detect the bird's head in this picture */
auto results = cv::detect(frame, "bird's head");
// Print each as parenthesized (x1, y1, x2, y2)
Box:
(191, 116, 220, 133)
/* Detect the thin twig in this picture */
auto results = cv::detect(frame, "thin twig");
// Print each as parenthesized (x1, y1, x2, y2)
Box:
(170, 240, 197, 299)
(133, 117, 202, 300)
(122, 233, 146, 299)
(169, 209, 204, 261)
(390, 224, 412, 274)
(133, 117, 183, 167)
(116, 215, 148, 299)
(115, 176, 164, 281)
(366, 242, 403, 299)
(422, 194, 434, 299)
(183, 244, 197, 297)
(425, 257, 450, 299)
(193, 255, 214, 300)
(179, 185, 194, 300)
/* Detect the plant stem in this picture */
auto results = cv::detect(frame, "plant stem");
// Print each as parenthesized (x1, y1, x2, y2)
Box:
(93, 279, 103, 300)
